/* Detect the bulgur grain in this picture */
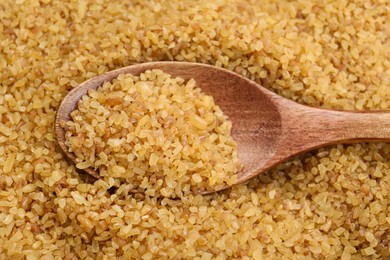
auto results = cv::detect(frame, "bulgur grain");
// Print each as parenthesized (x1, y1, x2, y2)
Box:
(64, 70, 241, 196)
(0, 0, 389, 259)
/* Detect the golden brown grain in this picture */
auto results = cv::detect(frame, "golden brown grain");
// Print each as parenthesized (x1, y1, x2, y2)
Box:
(0, 0, 389, 258)
(64, 70, 241, 197)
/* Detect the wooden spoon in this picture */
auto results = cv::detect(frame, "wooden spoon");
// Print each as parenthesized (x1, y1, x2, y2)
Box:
(55, 61, 390, 192)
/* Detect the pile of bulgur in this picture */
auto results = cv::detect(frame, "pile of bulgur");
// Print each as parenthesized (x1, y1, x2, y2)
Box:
(0, 0, 389, 258)
(63, 70, 240, 197)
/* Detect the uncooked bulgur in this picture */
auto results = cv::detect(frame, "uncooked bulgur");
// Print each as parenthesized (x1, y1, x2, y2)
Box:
(63, 70, 240, 197)
(0, 0, 389, 259)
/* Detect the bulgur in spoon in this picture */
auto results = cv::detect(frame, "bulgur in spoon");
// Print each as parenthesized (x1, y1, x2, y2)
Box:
(55, 62, 390, 195)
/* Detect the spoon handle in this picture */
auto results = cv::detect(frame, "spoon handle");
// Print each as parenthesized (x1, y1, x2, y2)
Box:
(276, 104, 390, 160)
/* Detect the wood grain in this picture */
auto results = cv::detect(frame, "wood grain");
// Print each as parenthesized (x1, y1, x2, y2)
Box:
(55, 62, 390, 192)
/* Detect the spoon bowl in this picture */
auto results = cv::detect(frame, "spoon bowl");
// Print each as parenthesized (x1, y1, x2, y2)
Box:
(55, 62, 390, 192)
